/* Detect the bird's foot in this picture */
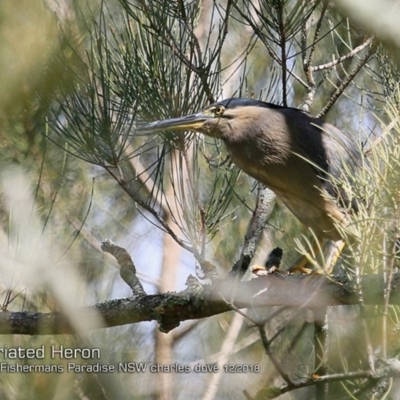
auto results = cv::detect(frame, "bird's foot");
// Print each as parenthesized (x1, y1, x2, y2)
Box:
(250, 264, 279, 276)
(250, 247, 283, 276)
(288, 264, 315, 275)
(289, 239, 346, 275)
(287, 252, 317, 275)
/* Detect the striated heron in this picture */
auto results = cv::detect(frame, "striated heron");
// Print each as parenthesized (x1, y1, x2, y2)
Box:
(137, 98, 360, 271)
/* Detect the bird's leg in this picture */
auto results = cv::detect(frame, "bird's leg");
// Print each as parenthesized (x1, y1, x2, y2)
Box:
(324, 239, 346, 274)
(290, 238, 346, 275)
(289, 237, 325, 274)
(250, 239, 345, 277)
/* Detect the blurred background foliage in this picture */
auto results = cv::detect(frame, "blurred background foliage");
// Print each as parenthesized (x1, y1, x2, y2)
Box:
(0, 0, 400, 399)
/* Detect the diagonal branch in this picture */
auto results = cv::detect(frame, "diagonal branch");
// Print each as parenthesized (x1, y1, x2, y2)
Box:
(230, 185, 276, 276)
(317, 40, 378, 117)
(311, 37, 373, 72)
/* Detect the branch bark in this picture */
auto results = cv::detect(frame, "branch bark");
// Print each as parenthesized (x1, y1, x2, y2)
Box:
(2, 272, 400, 335)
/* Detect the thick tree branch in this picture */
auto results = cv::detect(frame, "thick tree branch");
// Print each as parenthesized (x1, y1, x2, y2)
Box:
(1, 272, 400, 335)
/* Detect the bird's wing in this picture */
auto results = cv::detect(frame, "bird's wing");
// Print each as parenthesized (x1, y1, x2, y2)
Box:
(282, 108, 361, 209)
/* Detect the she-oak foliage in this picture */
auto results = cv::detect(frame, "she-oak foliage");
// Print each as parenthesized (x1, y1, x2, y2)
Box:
(1, 0, 400, 399)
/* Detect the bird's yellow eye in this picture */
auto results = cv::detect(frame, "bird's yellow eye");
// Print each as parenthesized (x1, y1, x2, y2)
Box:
(214, 106, 225, 116)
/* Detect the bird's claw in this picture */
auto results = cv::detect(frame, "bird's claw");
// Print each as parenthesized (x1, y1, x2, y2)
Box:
(250, 265, 279, 276)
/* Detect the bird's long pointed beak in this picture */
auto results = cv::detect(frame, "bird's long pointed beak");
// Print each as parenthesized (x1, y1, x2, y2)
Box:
(137, 112, 210, 133)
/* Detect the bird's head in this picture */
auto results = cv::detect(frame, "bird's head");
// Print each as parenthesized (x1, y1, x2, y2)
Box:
(137, 98, 274, 140)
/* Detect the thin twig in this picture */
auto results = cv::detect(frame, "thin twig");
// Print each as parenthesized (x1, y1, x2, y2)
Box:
(202, 313, 244, 400)
(251, 369, 378, 400)
(107, 167, 194, 254)
(277, 0, 288, 106)
(302, 1, 327, 111)
(207, 0, 233, 67)
(259, 325, 295, 387)
(317, 40, 378, 117)
(288, 370, 374, 390)
(181, 139, 207, 256)
(307, 1, 327, 69)
(231, 1, 309, 89)
(354, 260, 377, 374)
(312, 37, 373, 72)
(177, 0, 203, 67)
(314, 308, 329, 399)
(364, 120, 396, 156)
(135, 0, 215, 103)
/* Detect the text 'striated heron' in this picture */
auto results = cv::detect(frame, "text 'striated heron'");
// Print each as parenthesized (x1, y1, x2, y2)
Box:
(138, 98, 359, 269)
